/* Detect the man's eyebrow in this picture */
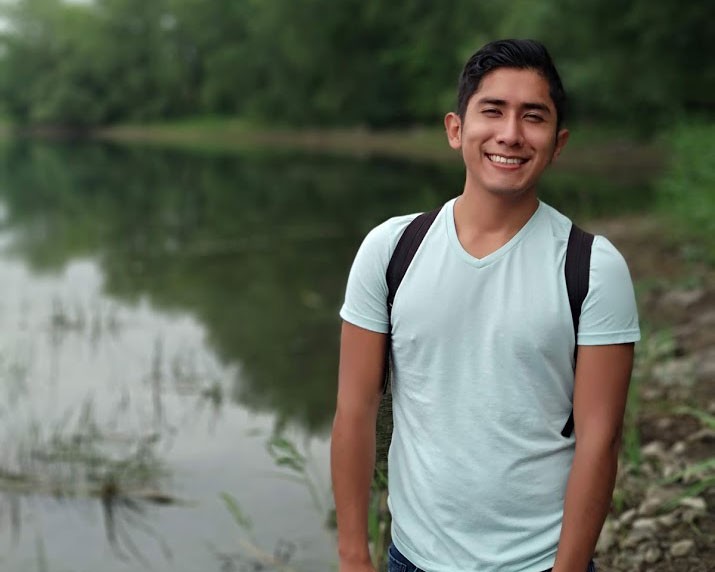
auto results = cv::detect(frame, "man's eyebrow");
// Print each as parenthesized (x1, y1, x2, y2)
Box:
(476, 97, 507, 107)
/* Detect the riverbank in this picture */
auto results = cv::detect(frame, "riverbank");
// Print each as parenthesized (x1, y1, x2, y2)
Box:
(101, 120, 665, 174)
(0, 117, 664, 176)
(587, 215, 714, 572)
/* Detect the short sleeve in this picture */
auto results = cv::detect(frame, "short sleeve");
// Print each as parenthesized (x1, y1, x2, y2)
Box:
(578, 236, 641, 345)
(339, 215, 416, 333)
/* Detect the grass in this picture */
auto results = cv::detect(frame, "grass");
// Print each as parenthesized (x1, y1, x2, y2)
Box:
(89, 115, 665, 173)
(657, 406, 715, 509)
(98, 117, 455, 162)
(614, 313, 713, 517)
(623, 326, 679, 468)
(220, 491, 302, 572)
(222, 431, 334, 571)
(0, 413, 176, 564)
(0, 402, 172, 501)
(265, 432, 326, 516)
(369, 484, 391, 571)
(657, 442, 715, 514)
(49, 295, 122, 342)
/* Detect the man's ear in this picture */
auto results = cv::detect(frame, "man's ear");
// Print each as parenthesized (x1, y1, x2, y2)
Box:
(552, 128, 569, 160)
(444, 112, 462, 150)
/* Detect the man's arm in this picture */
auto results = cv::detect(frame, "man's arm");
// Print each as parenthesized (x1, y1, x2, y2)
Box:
(552, 343, 635, 572)
(331, 321, 387, 572)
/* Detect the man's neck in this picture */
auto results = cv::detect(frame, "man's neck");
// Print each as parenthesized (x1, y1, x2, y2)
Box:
(453, 185, 539, 259)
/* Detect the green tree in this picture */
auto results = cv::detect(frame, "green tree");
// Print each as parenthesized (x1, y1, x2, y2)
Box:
(0, 0, 711, 129)
(539, 0, 714, 132)
(0, 0, 105, 126)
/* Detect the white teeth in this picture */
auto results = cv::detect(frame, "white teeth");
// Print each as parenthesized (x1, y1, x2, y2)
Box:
(488, 154, 525, 165)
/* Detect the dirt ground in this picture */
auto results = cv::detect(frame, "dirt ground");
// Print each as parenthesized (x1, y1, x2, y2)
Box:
(587, 216, 714, 572)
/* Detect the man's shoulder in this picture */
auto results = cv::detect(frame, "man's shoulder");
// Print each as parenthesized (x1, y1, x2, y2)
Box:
(537, 202, 631, 268)
(590, 235, 632, 276)
(362, 210, 432, 254)
(374, 211, 425, 235)
(537, 201, 574, 242)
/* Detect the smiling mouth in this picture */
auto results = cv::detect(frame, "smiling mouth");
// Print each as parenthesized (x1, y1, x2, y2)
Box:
(486, 153, 528, 165)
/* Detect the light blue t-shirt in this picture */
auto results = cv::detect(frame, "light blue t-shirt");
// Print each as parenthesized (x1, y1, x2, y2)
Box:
(340, 199, 640, 572)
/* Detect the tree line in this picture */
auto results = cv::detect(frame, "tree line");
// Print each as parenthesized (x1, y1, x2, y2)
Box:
(0, 0, 711, 131)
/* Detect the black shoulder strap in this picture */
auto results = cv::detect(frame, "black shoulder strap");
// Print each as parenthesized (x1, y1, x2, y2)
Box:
(382, 208, 440, 392)
(560, 223, 595, 437)
(386, 209, 440, 316)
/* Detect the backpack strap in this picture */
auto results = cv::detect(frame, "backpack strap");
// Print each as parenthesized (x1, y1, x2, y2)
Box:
(560, 223, 595, 437)
(382, 208, 440, 391)
(386, 209, 441, 315)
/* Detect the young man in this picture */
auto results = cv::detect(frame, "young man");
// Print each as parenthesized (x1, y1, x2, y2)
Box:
(331, 39, 640, 572)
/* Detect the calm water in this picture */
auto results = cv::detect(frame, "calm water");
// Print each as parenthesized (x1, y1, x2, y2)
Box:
(0, 141, 654, 572)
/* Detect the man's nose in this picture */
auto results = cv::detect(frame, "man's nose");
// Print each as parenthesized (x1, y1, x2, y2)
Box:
(496, 115, 524, 146)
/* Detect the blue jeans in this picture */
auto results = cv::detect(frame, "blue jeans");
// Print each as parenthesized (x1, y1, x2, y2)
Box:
(387, 542, 596, 572)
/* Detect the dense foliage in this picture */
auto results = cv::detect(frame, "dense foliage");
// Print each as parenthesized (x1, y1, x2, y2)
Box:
(0, 0, 712, 129)
(656, 123, 715, 263)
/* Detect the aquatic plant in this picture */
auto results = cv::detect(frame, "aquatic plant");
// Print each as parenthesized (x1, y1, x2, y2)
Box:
(0, 400, 182, 564)
(219, 431, 334, 571)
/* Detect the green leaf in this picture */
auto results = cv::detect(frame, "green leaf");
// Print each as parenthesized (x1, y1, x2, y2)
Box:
(674, 406, 715, 431)
(220, 492, 252, 531)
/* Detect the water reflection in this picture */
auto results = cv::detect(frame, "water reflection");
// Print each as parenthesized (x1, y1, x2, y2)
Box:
(0, 253, 329, 571)
(0, 141, 655, 433)
(0, 141, 465, 433)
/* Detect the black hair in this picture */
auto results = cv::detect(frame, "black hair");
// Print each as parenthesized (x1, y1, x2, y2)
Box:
(457, 39, 567, 130)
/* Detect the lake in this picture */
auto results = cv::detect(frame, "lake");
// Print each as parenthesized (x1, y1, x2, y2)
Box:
(0, 140, 654, 571)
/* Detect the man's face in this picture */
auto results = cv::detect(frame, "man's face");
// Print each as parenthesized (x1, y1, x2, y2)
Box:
(445, 67, 568, 199)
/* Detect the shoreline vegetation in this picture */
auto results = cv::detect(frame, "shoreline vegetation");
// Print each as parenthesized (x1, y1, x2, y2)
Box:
(0, 118, 665, 173)
(1, 118, 709, 256)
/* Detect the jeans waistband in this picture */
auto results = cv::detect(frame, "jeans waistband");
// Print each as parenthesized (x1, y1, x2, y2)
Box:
(388, 542, 597, 572)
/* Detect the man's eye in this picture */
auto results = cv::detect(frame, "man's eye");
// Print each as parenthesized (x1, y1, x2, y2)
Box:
(482, 108, 500, 116)
(525, 114, 544, 122)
